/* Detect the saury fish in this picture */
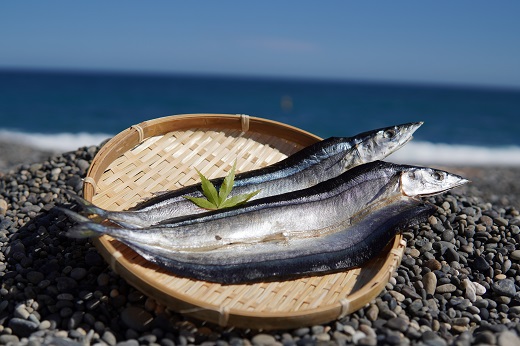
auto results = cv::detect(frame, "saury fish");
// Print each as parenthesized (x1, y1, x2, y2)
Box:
(67, 122, 422, 228)
(122, 200, 436, 283)
(62, 161, 468, 283)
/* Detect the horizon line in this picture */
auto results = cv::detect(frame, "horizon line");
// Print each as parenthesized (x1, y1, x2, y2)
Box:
(1, 66, 519, 93)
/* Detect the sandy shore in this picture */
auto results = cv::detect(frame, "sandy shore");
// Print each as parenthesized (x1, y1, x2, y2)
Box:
(1, 142, 519, 345)
(0, 140, 56, 173)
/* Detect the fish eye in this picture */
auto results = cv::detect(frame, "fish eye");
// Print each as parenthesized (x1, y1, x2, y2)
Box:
(384, 129, 396, 139)
(433, 172, 444, 181)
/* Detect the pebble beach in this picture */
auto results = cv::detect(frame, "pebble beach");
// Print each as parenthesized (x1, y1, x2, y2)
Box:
(1, 141, 520, 346)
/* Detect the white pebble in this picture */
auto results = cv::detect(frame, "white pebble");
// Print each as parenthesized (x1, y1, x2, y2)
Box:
(463, 279, 477, 302)
(474, 281, 486, 295)
(352, 331, 367, 344)
(343, 325, 356, 336)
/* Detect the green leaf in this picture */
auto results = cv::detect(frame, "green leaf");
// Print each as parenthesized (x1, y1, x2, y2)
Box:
(184, 162, 262, 211)
(197, 169, 219, 206)
(218, 190, 261, 209)
(183, 196, 218, 210)
(219, 160, 236, 203)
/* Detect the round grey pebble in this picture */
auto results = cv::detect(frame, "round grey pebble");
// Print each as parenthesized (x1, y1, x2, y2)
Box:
(495, 217, 508, 227)
(366, 305, 379, 321)
(251, 333, 277, 346)
(472, 256, 490, 271)
(38, 320, 51, 330)
(436, 283, 457, 294)
(358, 336, 378, 346)
(480, 215, 493, 227)
(492, 279, 516, 297)
(26, 271, 45, 285)
(498, 330, 520, 346)
(0, 199, 8, 215)
(138, 334, 157, 344)
(68, 311, 84, 329)
(474, 331, 496, 345)
(55, 276, 78, 291)
(76, 159, 90, 174)
(8, 318, 39, 337)
(70, 267, 87, 281)
(510, 250, 520, 261)
(292, 327, 310, 337)
(115, 340, 139, 346)
(332, 331, 349, 345)
(422, 331, 447, 346)
(386, 317, 408, 332)
(121, 306, 153, 332)
(14, 304, 31, 320)
(97, 272, 111, 286)
(102, 330, 117, 346)
(441, 229, 455, 242)
(160, 338, 176, 346)
(0, 335, 20, 345)
(444, 247, 460, 262)
(423, 271, 437, 295)
(452, 317, 470, 326)
(315, 332, 330, 342)
(311, 325, 324, 335)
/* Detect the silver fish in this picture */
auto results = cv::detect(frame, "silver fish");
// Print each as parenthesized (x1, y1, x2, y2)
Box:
(62, 161, 468, 283)
(68, 122, 422, 228)
(125, 199, 436, 283)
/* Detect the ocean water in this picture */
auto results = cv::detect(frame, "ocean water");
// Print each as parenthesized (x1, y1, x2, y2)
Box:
(1, 69, 520, 166)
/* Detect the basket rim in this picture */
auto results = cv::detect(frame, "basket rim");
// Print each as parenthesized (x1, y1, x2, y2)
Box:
(84, 113, 320, 198)
(83, 113, 403, 329)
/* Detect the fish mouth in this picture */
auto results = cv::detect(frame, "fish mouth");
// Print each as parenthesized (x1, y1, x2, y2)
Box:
(401, 121, 423, 142)
(391, 121, 423, 151)
(418, 177, 471, 197)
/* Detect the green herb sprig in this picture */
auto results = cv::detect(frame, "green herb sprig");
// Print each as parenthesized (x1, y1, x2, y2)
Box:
(184, 161, 260, 210)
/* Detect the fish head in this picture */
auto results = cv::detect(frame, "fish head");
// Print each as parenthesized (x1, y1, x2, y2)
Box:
(348, 122, 423, 168)
(400, 166, 470, 197)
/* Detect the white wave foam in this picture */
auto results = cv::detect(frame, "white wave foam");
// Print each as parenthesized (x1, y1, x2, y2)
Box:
(388, 141, 520, 166)
(0, 129, 113, 152)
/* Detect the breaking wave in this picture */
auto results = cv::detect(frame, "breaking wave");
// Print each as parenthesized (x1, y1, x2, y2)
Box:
(0, 129, 113, 152)
(389, 141, 520, 166)
(1, 129, 520, 166)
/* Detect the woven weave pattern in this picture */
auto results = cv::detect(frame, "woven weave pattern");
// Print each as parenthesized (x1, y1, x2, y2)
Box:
(94, 129, 300, 210)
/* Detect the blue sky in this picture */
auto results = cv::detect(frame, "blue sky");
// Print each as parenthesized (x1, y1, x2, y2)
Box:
(2, 1, 520, 88)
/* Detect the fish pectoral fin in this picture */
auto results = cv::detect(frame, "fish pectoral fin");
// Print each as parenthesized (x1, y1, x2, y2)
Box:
(222, 232, 290, 248)
(151, 190, 169, 197)
(135, 190, 170, 205)
(260, 232, 289, 243)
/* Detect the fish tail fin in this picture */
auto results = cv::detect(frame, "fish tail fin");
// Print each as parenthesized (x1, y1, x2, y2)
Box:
(57, 207, 109, 238)
(63, 189, 109, 219)
(56, 207, 92, 224)
(66, 223, 106, 238)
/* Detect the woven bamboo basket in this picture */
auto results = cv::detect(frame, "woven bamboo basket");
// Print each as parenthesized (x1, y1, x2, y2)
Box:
(83, 113, 405, 330)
